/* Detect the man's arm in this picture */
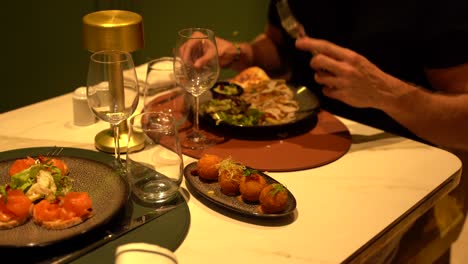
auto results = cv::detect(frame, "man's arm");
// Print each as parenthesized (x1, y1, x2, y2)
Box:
(296, 37, 468, 151)
(381, 74, 468, 151)
(217, 24, 287, 75)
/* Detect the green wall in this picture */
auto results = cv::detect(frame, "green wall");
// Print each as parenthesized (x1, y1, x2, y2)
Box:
(1, 1, 268, 113)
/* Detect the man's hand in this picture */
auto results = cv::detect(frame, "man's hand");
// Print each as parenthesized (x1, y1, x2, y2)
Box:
(295, 37, 402, 109)
(178, 31, 218, 69)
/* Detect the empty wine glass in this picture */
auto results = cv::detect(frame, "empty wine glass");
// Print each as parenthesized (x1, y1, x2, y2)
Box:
(143, 57, 191, 131)
(173, 28, 221, 150)
(86, 50, 139, 164)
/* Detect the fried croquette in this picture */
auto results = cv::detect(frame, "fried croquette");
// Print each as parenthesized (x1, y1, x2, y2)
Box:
(218, 158, 245, 196)
(197, 154, 222, 181)
(259, 183, 288, 213)
(239, 169, 267, 202)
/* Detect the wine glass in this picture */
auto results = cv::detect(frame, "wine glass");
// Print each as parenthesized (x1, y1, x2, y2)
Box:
(173, 28, 221, 150)
(86, 50, 139, 164)
(143, 57, 191, 131)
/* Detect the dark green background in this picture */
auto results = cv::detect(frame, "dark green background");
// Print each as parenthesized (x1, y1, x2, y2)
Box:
(1, 1, 269, 113)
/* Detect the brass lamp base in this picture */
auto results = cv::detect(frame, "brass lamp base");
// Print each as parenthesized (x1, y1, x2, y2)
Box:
(94, 127, 145, 154)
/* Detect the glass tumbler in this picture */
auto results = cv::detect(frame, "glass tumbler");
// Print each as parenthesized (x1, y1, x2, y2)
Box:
(127, 112, 183, 204)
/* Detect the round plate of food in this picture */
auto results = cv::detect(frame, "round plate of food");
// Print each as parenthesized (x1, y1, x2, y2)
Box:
(0, 147, 128, 247)
(200, 78, 320, 139)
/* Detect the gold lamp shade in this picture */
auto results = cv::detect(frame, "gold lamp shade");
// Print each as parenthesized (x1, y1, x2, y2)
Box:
(82, 10, 145, 154)
(83, 10, 144, 52)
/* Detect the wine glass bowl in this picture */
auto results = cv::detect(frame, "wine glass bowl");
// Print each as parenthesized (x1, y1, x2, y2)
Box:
(86, 50, 140, 163)
(173, 28, 222, 149)
(143, 57, 191, 131)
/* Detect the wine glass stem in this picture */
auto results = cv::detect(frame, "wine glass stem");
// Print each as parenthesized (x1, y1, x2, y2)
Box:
(113, 124, 121, 162)
(193, 95, 200, 132)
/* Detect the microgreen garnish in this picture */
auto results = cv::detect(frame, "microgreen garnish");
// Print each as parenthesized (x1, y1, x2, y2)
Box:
(0, 185, 7, 203)
(270, 184, 286, 195)
(218, 157, 245, 178)
(243, 167, 258, 176)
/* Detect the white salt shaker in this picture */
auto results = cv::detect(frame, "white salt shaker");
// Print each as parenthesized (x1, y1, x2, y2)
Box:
(72, 87, 96, 126)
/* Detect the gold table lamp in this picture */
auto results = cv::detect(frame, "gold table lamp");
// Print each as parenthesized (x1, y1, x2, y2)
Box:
(83, 10, 145, 153)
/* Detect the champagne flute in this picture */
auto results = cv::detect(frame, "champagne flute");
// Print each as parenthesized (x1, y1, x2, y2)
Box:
(86, 50, 139, 163)
(173, 28, 220, 149)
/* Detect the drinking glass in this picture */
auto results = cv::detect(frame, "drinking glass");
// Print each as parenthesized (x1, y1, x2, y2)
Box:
(173, 28, 220, 149)
(127, 112, 183, 204)
(86, 50, 139, 163)
(143, 57, 191, 131)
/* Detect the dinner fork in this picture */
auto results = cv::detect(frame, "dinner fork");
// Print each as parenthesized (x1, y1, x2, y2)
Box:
(276, 0, 306, 39)
(45, 146, 64, 157)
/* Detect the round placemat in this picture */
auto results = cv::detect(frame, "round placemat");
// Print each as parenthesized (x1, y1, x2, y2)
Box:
(182, 110, 351, 171)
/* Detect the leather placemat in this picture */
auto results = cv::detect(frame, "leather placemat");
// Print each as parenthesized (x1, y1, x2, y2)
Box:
(182, 110, 351, 172)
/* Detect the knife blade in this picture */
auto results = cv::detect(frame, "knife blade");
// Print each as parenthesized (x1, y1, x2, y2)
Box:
(51, 205, 177, 264)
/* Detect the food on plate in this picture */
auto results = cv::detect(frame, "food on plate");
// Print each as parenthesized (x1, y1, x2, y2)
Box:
(0, 189, 33, 229)
(203, 98, 263, 126)
(1, 155, 94, 229)
(38, 156, 69, 175)
(196, 154, 222, 181)
(8, 157, 36, 176)
(218, 158, 244, 196)
(192, 155, 290, 214)
(240, 79, 299, 124)
(259, 183, 289, 213)
(211, 81, 243, 99)
(239, 168, 268, 202)
(230, 66, 270, 90)
(203, 67, 299, 126)
(32, 192, 93, 229)
(7, 156, 72, 202)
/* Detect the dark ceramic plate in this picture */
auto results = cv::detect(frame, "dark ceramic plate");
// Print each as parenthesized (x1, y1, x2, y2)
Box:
(183, 162, 296, 218)
(0, 147, 128, 247)
(201, 84, 320, 139)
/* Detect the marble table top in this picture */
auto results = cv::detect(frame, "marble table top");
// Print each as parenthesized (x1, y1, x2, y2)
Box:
(0, 92, 462, 263)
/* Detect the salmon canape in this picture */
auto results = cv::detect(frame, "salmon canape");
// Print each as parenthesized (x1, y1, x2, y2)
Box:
(0, 189, 33, 229)
(32, 192, 93, 230)
(8, 157, 37, 176)
(38, 156, 69, 175)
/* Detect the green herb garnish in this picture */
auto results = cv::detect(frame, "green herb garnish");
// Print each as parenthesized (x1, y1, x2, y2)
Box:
(243, 167, 259, 176)
(270, 183, 287, 195)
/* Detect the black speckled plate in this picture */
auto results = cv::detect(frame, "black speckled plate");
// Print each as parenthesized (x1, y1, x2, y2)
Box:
(183, 162, 296, 218)
(0, 147, 128, 248)
(200, 84, 320, 139)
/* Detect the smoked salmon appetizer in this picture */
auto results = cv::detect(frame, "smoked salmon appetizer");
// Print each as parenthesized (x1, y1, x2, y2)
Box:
(7, 156, 72, 202)
(0, 189, 33, 229)
(32, 192, 93, 229)
(8, 157, 37, 176)
(38, 156, 69, 175)
(1, 156, 93, 230)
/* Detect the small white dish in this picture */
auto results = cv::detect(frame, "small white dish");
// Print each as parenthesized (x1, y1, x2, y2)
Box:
(115, 243, 178, 264)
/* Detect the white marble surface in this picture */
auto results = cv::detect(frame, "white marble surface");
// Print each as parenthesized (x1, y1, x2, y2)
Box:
(0, 92, 462, 264)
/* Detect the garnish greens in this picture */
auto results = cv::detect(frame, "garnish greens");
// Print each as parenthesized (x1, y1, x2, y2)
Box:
(243, 167, 259, 177)
(218, 157, 245, 178)
(9, 162, 72, 200)
(202, 98, 263, 126)
(270, 183, 287, 195)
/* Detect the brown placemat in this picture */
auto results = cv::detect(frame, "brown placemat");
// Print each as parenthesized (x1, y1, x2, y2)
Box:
(182, 110, 351, 171)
